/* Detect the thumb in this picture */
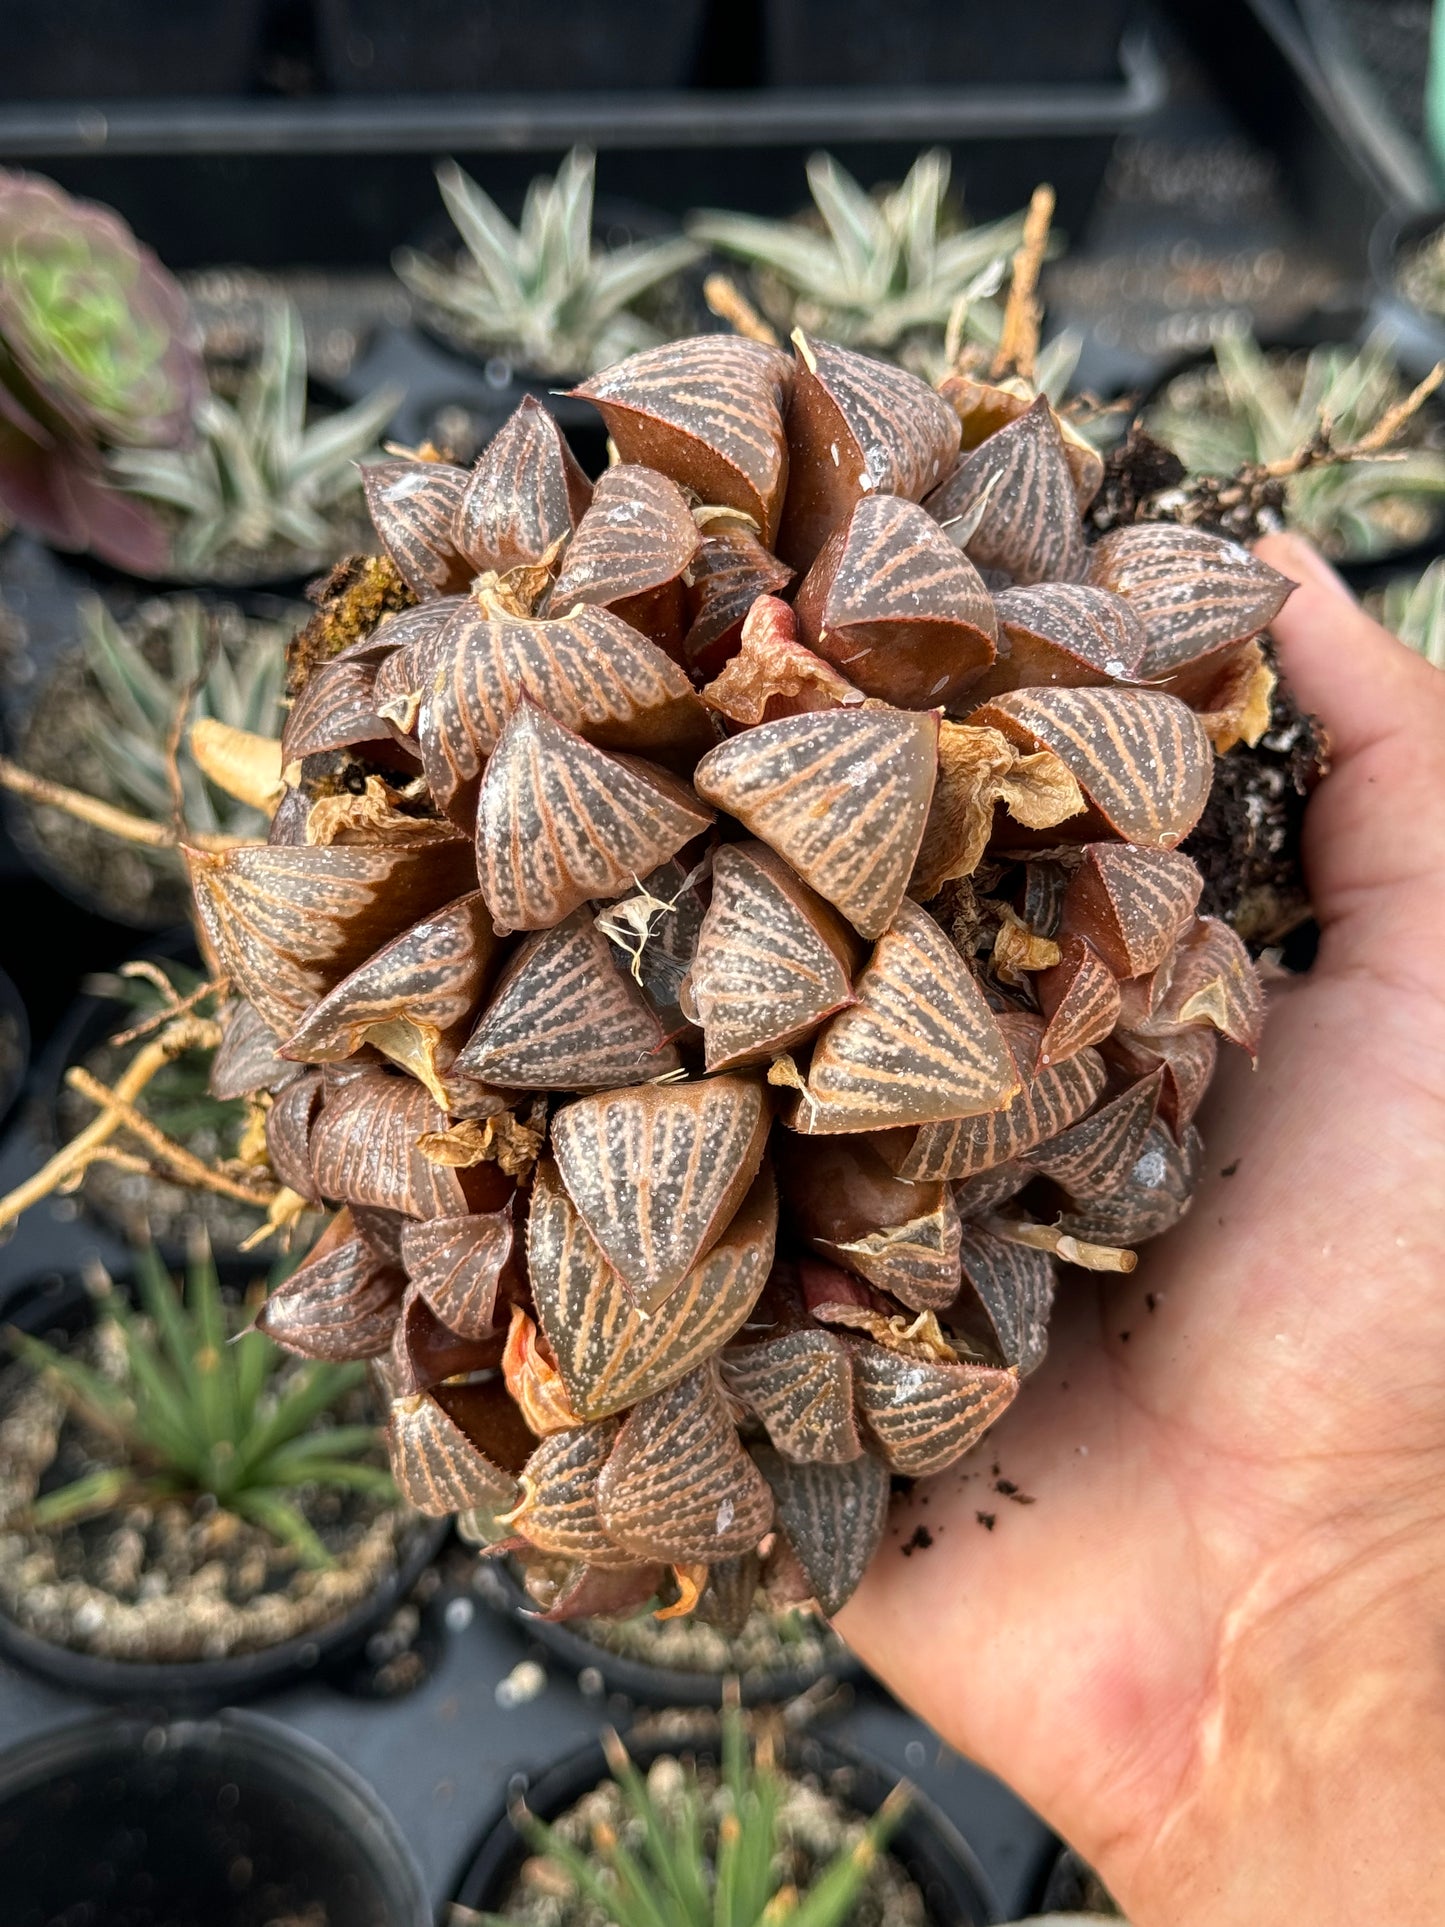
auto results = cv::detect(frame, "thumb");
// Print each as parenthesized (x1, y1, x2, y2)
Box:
(1253, 531, 1445, 974)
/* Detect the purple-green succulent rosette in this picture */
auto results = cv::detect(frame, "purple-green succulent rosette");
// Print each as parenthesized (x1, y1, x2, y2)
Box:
(0, 169, 203, 572)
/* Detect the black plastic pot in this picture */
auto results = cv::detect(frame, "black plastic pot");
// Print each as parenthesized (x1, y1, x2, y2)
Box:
(317, 0, 709, 92)
(764, 0, 1131, 87)
(0, 0, 265, 100)
(454, 1726, 1001, 1924)
(0, 1708, 428, 1927)
(0, 1263, 451, 1710)
(0, 965, 29, 1137)
(1370, 204, 1445, 384)
(478, 1559, 864, 1709)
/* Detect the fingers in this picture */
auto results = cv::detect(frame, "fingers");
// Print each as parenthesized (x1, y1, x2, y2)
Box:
(1253, 532, 1445, 953)
(1254, 532, 1443, 762)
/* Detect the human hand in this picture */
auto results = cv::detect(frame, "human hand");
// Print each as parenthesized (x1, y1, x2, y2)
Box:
(837, 532, 1445, 1926)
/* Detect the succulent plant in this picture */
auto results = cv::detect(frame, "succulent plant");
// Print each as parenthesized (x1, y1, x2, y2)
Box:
(8, 1245, 395, 1567)
(108, 300, 399, 582)
(184, 331, 1279, 1626)
(1373, 557, 1445, 669)
(689, 151, 1065, 385)
(1144, 328, 1445, 561)
(393, 149, 702, 379)
(76, 591, 287, 837)
(0, 169, 203, 573)
(480, 1707, 908, 1927)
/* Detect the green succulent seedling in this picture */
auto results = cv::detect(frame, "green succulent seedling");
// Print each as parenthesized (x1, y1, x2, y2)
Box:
(689, 149, 1076, 388)
(1378, 557, 1445, 669)
(109, 299, 400, 578)
(1145, 328, 1445, 562)
(7, 1246, 394, 1568)
(477, 1700, 909, 1927)
(77, 591, 285, 838)
(394, 148, 702, 379)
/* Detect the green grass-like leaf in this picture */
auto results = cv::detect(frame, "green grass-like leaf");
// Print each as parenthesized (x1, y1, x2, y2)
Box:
(9, 1248, 394, 1567)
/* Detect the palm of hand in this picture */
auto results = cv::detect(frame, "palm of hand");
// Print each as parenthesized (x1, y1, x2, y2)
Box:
(838, 535, 1445, 1926)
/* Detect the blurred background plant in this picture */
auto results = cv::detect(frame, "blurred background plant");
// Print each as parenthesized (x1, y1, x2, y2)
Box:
(108, 300, 399, 584)
(395, 148, 702, 379)
(6, 1244, 393, 1567)
(1144, 328, 1445, 561)
(0, 168, 203, 574)
(1370, 554, 1445, 666)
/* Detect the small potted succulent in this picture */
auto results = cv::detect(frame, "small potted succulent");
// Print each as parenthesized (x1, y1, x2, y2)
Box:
(0, 1245, 442, 1702)
(0, 1709, 428, 1927)
(1142, 327, 1445, 568)
(5, 589, 288, 927)
(394, 149, 703, 394)
(454, 1698, 996, 1924)
(689, 151, 1052, 387)
(1364, 554, 1445, 669)
(1369, 204, 1445, 382)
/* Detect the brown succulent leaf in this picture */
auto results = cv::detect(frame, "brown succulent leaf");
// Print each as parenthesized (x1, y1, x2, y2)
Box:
(793, 493, 997, 709)
(783, 897, 1017, 1134)
(310, 1069, 469, 1218)
(693, 1553, 763, 1636)
(387, 1380, 527, 1515)
(573, 334, 794, 545)
(302, 775, 446, 850)
(949, 1225, 1056, 1376)
(402, 601, 714, 824)
(1087, 523, 1294, 678)
(1176, 636, 1276, 756)
(282, 892, 500, 1104)
(255, 1207, 405, 1360)
(780, 1132, 962, 1312)
(188, 839, 477, 1040)
(926, 396, 1087, 586)
(966, 583, 1148, 703)
(777, 333, 961, 570)
(877, 1011, 1106, 1180)
(281, 658, 393, 764)
(1059, 1121, 1201, 1243)
(455, 908, 677, 1090)
(547, 463, 700, 619)
(389, 1285, 505, 1394)
(1107, 1024, 1218, 1136)
(363, 459, 473, 597)
(825, 1190, 964, 1313)
(453, 394, 592, 573)
(1034, 935, 1123, 1067)
(699, 593, 864, 725)
(522, 1557, 670, 1622)
(210, 998, 303, 1100)
(506, 1419, 633, 1566)
(694, 704, 937, 940)
(910, 721, 1084, 897)
(550, 1075, 770, 1309)
(990, 903, 1061, 985)
(352, 1203, 407, 1265)
(683, 840, 860, 1073)
(1059, 843, 1205, 980)
(1025, 1067, 1165, 1200)
(264, 1068, 325, 1200)
(937, 372, 1103, 509)
(1022, 857, 1073, 937)
(683, 525, 794, 676)
(721, 1321, 862, 1465)
(503, 1304, 585, 1435)
(417, 1102, 547, 1180)
(969, 685, 1215, 851)
(848, 1338, 1017, 1476)
(951, 1159, 1033, 1216)
(1149, 914, 1267, 1057)
(751, 1444, 890, 1616)
(400, 1206, 514, 1338)
(596, 1366, 775, 1564)
(604, 855, 708, 1042)
(330, 596, 464, 673)
(475, 702, 714, 936)
(529, 1158, 777, 1419)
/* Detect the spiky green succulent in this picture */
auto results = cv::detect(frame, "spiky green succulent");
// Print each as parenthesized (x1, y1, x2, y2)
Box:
(7, 1246, 394, 1568)
(0, 168, 202, 572)
(482, 1706, 909, 1927)
(109, 300, 399, 580)
(1145, 328, 1445, 562)
(77, 590, 286, 836)
(394, 148, 702, 379)
(1374, 557, 1445, 668)
(689, 149, 1063, 384)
